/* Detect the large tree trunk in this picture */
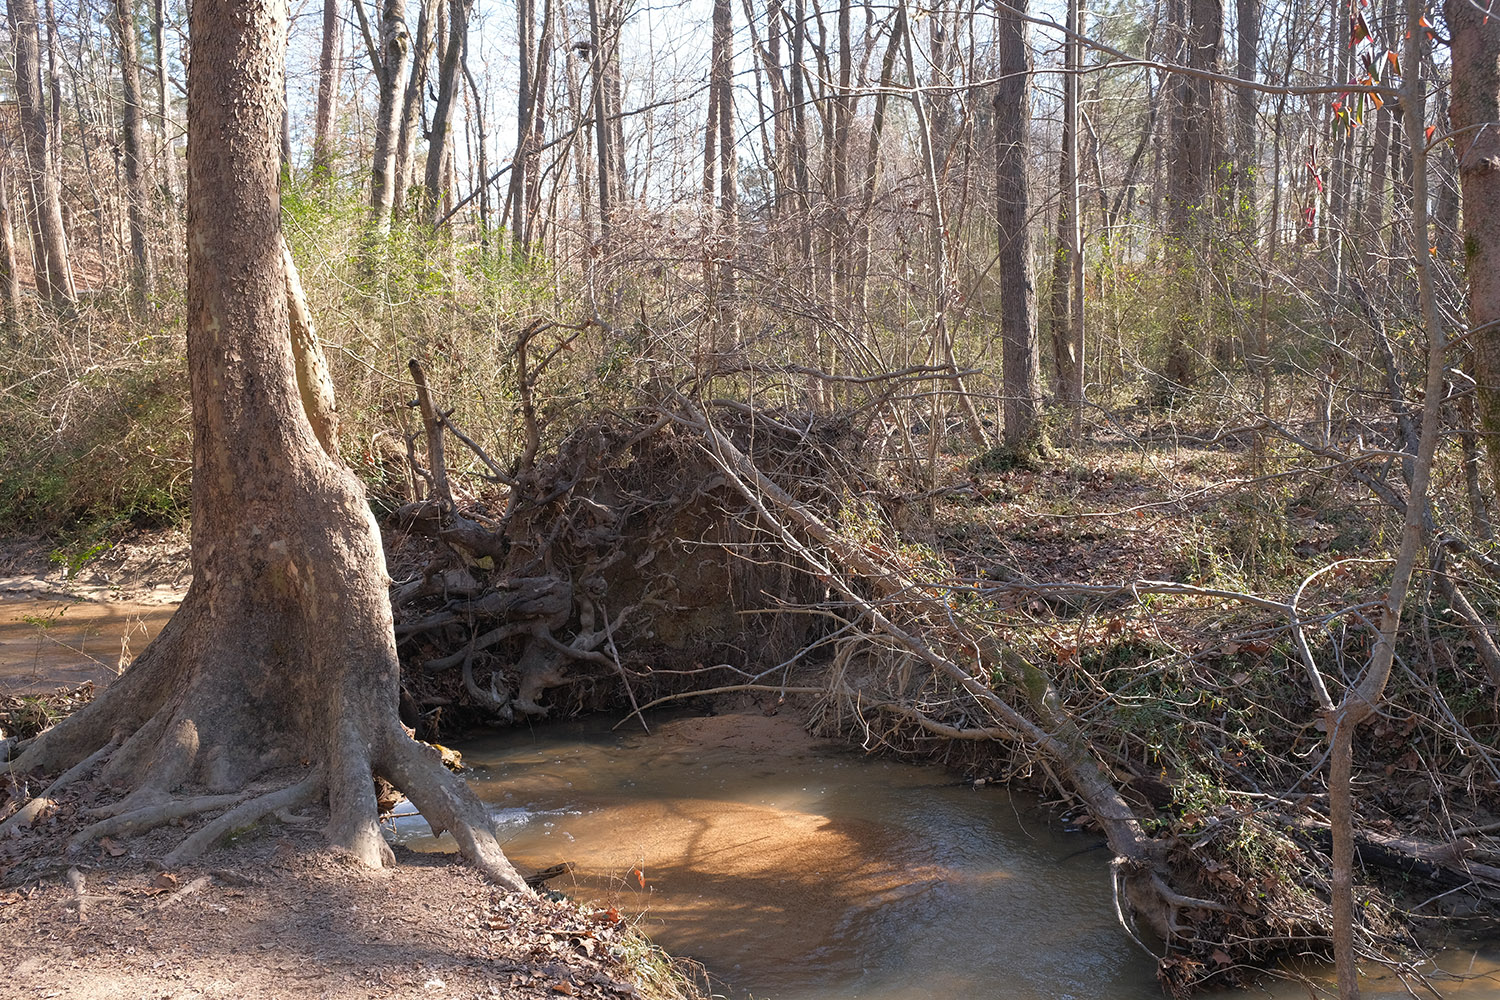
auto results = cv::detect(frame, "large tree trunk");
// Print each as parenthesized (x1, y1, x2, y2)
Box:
(1447, 0, 1500, 492)
(1163, 0, 1220, 389)
(994, 0, 1041, 452)
(6, 0, 528, 894)
(8, 0, 74, 306)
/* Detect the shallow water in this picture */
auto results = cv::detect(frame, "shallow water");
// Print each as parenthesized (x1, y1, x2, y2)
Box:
(389, 712, 1500, 1000)
(0, 598, 174, 695)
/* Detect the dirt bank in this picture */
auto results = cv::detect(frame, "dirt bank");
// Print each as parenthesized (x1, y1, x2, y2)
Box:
(1, 829, 693, 1000)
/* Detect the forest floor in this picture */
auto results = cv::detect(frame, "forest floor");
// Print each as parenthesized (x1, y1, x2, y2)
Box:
(0, 829, 683, 1000)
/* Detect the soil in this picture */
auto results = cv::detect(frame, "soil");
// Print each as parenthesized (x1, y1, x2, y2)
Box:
(0, 828, 674, 1000)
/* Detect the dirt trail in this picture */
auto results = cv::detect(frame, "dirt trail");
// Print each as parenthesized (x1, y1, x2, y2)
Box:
(1, 835, 673, 1000)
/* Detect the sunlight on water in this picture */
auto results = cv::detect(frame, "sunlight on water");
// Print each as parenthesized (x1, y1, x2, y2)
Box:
(388, 712, 1500, 1000)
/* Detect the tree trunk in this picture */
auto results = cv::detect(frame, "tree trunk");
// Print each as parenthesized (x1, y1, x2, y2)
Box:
(151, 0, 180, 205)
(1047, 33, 1078, 403)
(393, 0, 437, 218)
(311, 0, 341, 182)
(7, 0, 529, 895)
(1233, 0, 1258, 222)
(994, 0, 1041, 452)
(8, 0, 74, 305)
(1163, 0, 1220, 390)
(1066, 0, 1086, 429)
(704, 0, 738, 349)
(368, 0, 410, 234)
(587, 0, 613, 241)
(1446, 0, 1500, 492)
(506, 0, 536, 251)
(0, 165, 20, 333)
(114, 0, 155, 304)
(422, 0, 471, 224)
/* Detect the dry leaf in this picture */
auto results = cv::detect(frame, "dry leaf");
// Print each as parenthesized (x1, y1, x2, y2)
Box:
(99, 837, 127, 857)
(551, 982, 575, 995)
(152, 872, 179, 891)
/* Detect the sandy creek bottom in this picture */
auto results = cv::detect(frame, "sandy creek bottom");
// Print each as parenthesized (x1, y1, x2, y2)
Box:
(391, 713, 1500, 1000)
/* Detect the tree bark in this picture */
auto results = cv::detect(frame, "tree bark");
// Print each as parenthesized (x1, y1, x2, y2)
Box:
(587, 0, 613, 240)
(151, 0, 180, 205)
(367, 0, 410, 234)
(1447, 0, 1500, 493)
(1233, 0, 1258, 221)
(311, 0, 341, 182)
(422, 0, 471, 224)
(1163, 0, 1220, 389)
(8, 0, 74, 305)
(994, 0, 1041, 452)
(8, 0, 528, 894)
(704, 0, 738, 349)
(0, 165, 20, 333)
(392, 0, 437, 218)
(114, 0, 155, 303)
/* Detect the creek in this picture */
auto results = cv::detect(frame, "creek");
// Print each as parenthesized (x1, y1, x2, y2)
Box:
(3, 597, 1496, 999)
(390, 712, 1500, 1000)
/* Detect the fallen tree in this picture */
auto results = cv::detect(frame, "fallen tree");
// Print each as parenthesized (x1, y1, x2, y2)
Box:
(377, 372, 1500, 994)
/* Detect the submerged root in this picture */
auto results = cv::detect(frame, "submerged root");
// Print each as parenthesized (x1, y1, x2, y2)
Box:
(379, 725, 530, 893)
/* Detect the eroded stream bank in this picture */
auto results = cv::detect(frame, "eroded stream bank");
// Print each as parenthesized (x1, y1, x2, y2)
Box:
(393, 711, 1500, 1000)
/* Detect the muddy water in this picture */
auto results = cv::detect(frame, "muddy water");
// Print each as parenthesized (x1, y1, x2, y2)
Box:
(0, 598, 176, 695)
(391, 713, 1500, 1000)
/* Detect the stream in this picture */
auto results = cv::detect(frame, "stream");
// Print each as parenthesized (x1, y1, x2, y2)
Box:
(389, 712, 1500, 1000)
(4, 597, 1498, 999)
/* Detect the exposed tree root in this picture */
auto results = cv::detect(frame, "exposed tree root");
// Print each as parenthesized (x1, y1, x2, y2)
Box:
(69, 791, 248, 852)
(164, 774, 322, 867)
(0, 740, 116, 837)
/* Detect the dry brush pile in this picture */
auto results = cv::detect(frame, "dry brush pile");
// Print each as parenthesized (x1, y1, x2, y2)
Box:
(383, 342, 1500, 994)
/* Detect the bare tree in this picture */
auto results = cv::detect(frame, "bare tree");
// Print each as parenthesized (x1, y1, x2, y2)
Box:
(422, 0, 473, 222)
(392, 0, 437, 217)
(8, 0, 74, 305)
(113, 0, 155, 303)
(359, 0, 411, 233)
(311, 0, 342, 182)
(994, 0, 1041, 451)
(150, 0, 179, 205)
(4, 0, 531, 894)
